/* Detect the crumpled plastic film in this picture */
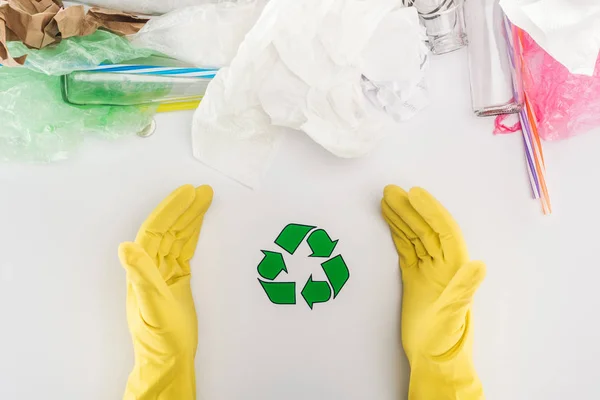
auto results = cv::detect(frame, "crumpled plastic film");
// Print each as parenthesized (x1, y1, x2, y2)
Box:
(7, 30, 155, 75)
(521, 31, 600, 141)
(73, 0, 214, 15)
(130, 0, 268, 68)
(192, 0, 429, 188)
(360, 6, 429, 122)
(0, 68, 156, 162)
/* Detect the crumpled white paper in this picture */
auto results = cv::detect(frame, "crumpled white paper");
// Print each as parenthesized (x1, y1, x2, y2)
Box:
(500, 0, 600, 76)
(131, 0, 268, 67)
(192, 0, 429, 188)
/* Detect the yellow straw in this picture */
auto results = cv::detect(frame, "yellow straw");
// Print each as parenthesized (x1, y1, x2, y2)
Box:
(156, 100, 201, 113)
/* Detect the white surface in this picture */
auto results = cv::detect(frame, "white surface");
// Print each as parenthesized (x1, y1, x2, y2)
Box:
(1, 50, 600, 399)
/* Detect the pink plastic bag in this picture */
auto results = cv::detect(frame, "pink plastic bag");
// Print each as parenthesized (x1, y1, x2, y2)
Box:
(521, 31, 600, 141)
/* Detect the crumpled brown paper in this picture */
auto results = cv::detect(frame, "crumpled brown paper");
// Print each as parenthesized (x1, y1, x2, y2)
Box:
(0, 0, 148, 66)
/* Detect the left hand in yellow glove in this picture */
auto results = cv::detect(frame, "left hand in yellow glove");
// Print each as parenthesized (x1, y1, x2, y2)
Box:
(119, 184, 213, 400)
(382, 186, 485, 400)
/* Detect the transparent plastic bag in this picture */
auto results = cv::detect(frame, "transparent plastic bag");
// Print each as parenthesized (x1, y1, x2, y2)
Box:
(7, 30, 155, 76)
(521, 31, 600, 141)
(0, 68, 156, 162)
(130, 0, 267, 67)
(72, 0, 214, 15)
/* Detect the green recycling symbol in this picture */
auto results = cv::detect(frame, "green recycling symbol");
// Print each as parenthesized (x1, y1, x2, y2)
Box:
(257, 224, 350, 309)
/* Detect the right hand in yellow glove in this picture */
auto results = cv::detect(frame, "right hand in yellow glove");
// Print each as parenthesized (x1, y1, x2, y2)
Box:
(119, 184, 213, 400)
(382, 186, 485, 400)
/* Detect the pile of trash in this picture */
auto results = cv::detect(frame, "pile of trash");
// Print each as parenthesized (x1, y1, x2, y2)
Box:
(0, 0, 430, 172)
(2, 0, 600, 210)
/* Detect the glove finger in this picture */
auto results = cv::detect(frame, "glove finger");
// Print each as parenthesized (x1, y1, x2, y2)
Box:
(384, 185, 442, 259)
(164, 214, 207, 280)
(158, 216, 204, 282)
(381, 199, 426, 267)
(382, 186, 430, 260)
(136, 184, 197, 260)
(159, 185, 213, 258)
(171, 185, 213, 233)
(429, 261, 486, 355)
(163, 186, 213, 279)
(119, 242, 172, 328)
(382, 200, 418, 270)
(179, 213, 207, 263)
(408, 187, 468, 265)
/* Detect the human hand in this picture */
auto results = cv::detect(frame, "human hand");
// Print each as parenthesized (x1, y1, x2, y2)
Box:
(119, 184, 213, 400)
(382, 185, 485, 400)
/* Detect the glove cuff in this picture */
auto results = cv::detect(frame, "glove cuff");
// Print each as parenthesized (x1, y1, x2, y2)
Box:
(408, 353, 483, 400)
(124, 355, 196, 400)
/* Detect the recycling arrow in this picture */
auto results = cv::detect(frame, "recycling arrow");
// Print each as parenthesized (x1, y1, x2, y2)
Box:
(275, 223, 314, 254)
(307, 229, 338, 258)
(257, 250, 287, 280)
(321, 255, 349, 298)
(301, 275, 332, 309)
(258, 280, 296, 305)
(257, 223, 350, 309)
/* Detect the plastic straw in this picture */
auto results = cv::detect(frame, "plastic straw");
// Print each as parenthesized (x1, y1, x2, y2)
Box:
(503, 15, 551, 214)
(157, 100, 201, 113)
(89, 64, 218, 78)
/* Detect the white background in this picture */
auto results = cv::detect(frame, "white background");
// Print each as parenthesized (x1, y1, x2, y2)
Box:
(1, 50, 600, 400)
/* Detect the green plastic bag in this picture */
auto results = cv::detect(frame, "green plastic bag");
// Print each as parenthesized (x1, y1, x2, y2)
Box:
(7, 30, 156, 76)
(0, 68, 157, 162)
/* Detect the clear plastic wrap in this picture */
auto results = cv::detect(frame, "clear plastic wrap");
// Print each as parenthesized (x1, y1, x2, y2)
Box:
(130, 0, 268, 67)
(70, 0, 214, 15)
(521, 31, 600, 141)
(0, 68, 156, 162)
(7, 30, 155, 76)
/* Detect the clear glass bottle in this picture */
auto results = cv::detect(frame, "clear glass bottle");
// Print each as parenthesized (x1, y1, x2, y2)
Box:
(404, 0, 468, 54)
(62, 56, 217, 107)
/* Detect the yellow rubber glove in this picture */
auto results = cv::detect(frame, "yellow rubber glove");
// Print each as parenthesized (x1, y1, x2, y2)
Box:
(119, 184, 213, 400)
(382, 186, 485, 400)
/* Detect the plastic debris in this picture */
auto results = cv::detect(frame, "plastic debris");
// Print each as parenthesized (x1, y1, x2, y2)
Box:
(7, 30, 155, 75)
(0, 67, 156, 162)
